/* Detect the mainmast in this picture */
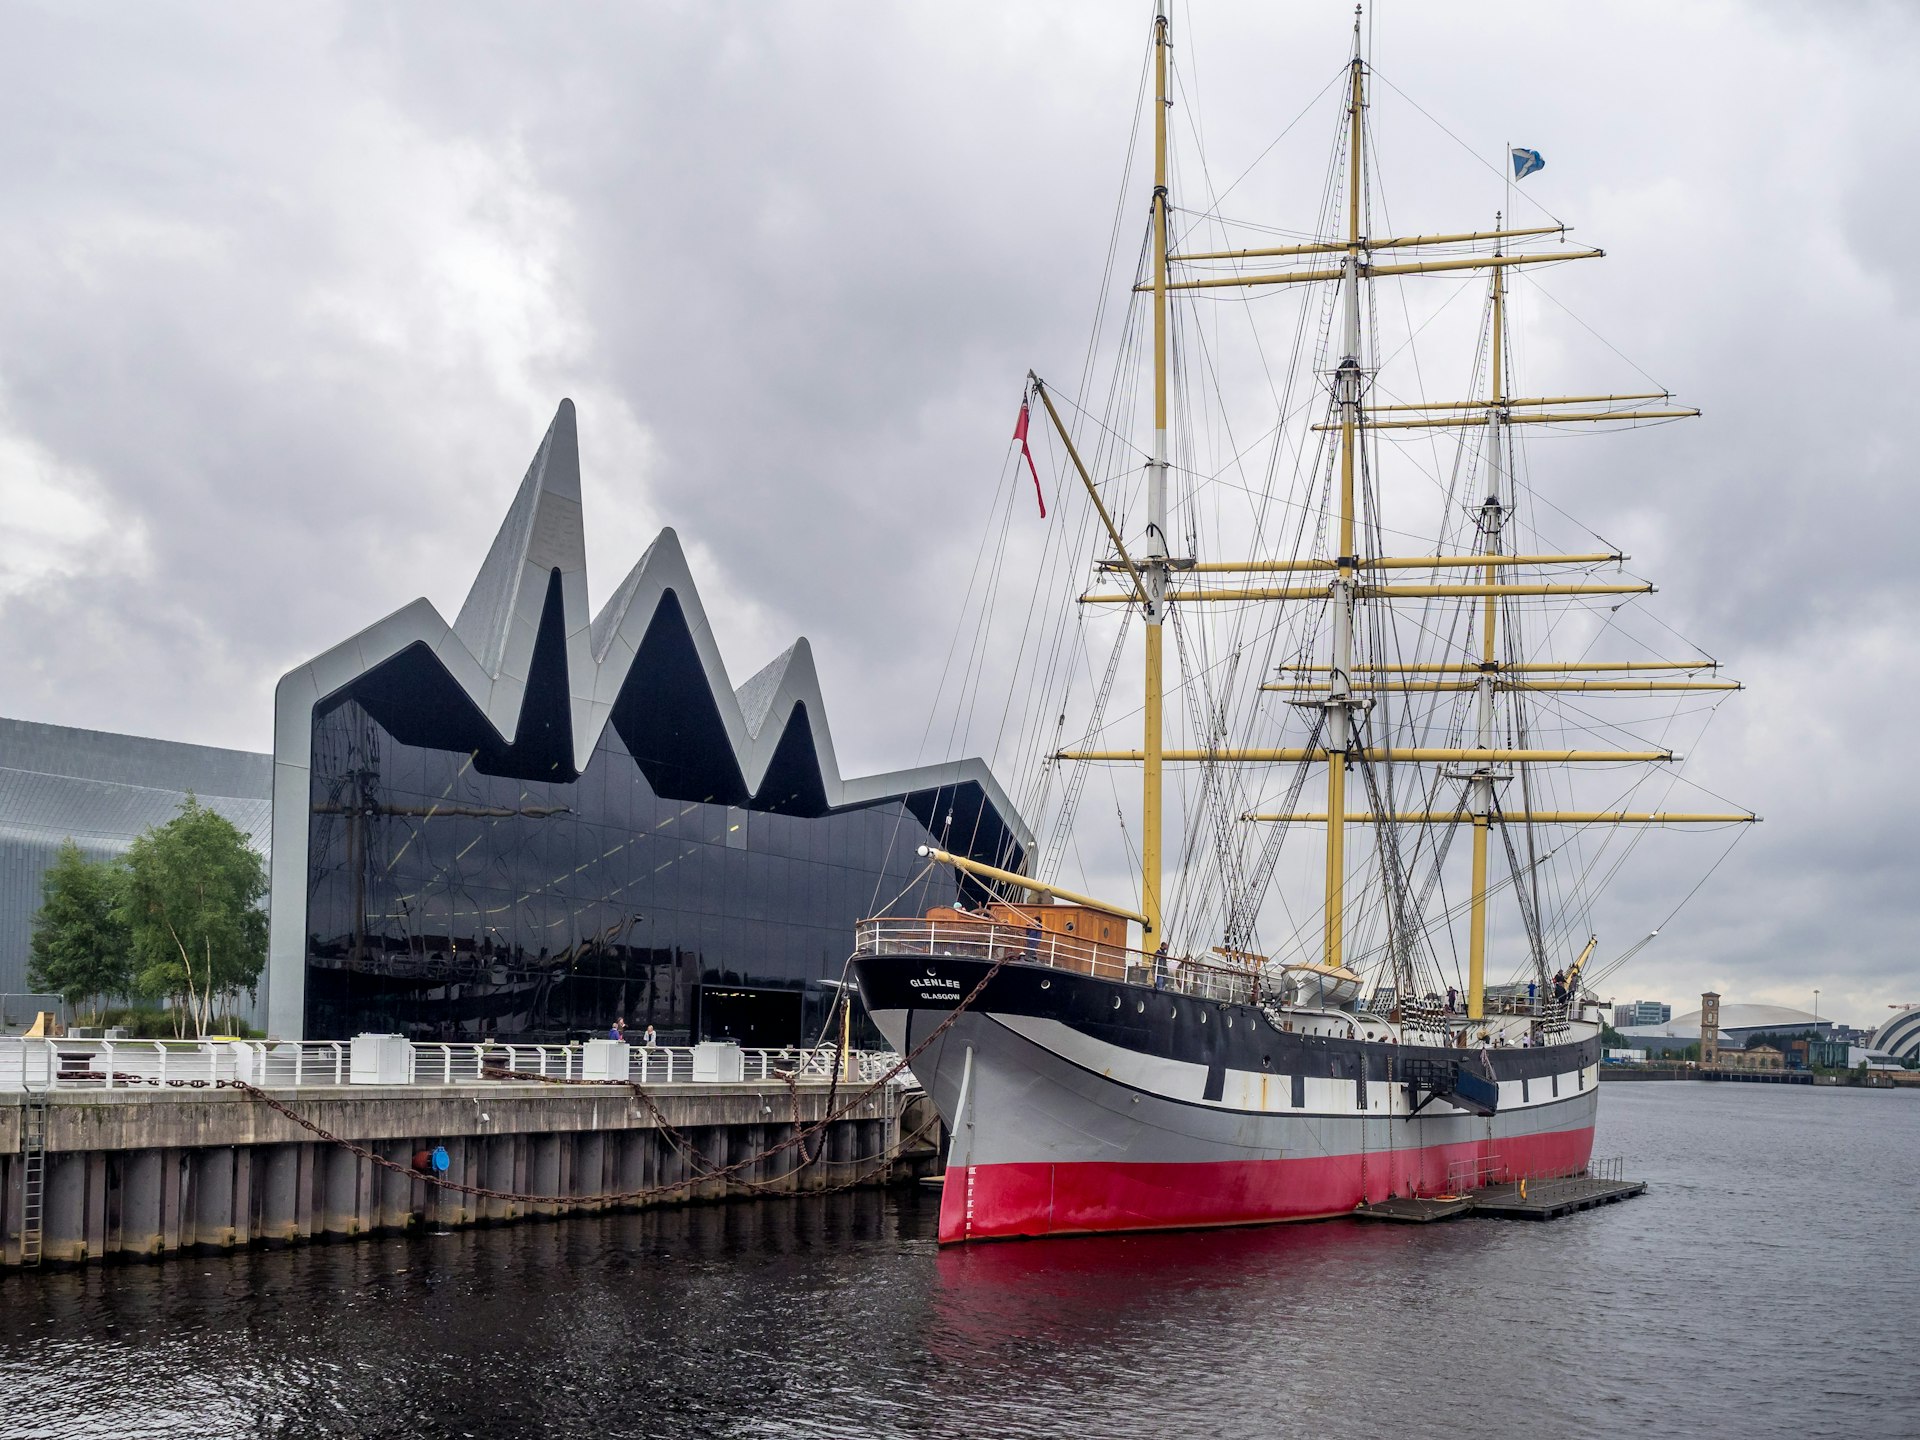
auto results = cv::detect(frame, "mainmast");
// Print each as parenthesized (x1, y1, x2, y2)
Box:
(1466, 247, 1508, 1019)
(1323, 13, 1367, 975)
(1141, 5, 1172, 946)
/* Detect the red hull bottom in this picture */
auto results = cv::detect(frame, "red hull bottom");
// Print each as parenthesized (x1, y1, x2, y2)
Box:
(938, 1126, 1597, 1243)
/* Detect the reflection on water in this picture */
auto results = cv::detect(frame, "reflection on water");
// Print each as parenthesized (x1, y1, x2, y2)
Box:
(2, 1085, 1917, 1439)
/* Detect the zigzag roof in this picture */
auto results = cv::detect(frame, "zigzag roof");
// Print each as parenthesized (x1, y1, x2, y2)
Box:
(270, 399, 1028, 843)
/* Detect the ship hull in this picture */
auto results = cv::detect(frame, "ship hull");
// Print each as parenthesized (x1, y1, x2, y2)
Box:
(852, 952, 1599, 1242)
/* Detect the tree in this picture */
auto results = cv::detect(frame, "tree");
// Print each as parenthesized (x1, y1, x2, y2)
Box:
(121, 796, 268, 1037)
(27, 840, 133, 1020)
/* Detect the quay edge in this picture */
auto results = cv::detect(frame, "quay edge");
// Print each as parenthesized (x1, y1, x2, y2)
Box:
(1, 1080, 939, 1270)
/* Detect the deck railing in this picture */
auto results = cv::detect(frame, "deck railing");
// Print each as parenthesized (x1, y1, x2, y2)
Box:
(0, 1037, 909, 1094)
(1444, 1151, 1618, 1195)
(855, 917, 1256, 1005)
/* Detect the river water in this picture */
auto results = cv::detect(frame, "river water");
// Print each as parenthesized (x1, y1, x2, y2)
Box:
(3, 1083, 1916, 1440)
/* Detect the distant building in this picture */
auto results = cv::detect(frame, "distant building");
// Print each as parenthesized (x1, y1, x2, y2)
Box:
(1619, 1001, 1837, 1057)
(1613, 999, 1671, 1028)
(1808, 1036, 1852, 1069)
(1870, 1006, 1920, 1064)
(1717, 1044, 1784, 1072)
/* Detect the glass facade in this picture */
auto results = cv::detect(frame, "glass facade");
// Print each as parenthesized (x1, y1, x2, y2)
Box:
(302, 698, 960, 1044)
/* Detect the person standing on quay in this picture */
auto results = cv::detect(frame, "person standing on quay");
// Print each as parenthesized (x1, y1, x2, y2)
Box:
(609, 1016, 626, 1042)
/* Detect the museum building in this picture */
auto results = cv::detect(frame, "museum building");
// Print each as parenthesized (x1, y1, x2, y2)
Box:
(265, 401, 1026, 1045)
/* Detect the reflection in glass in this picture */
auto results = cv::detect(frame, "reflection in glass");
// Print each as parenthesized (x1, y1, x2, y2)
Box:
(304, 699, 958, 1043)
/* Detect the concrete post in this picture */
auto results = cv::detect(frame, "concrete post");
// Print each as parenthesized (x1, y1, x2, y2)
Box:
(261, 1145, 301, 1244)
(2, 1152, 19, 1265)
(44, 1153, 86, 1263)
(191, 1147, 236, 1251)
(320, 1145, 360, 1237)
(576, 1132, 606, 1211)
(294, 1144, 316, 1240)
(162, 1150, 187, 1252)
(530, 1135, 561, 1217)
(121, 1150, 165, 1258)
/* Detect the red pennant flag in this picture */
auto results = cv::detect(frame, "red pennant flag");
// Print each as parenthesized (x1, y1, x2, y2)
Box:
(1014, 400, 1046, 518)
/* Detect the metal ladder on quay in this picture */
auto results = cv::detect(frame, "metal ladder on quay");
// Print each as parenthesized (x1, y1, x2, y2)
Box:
(19, 1082, 49, 1267)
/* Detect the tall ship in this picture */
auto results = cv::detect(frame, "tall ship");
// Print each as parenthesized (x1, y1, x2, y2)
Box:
(851, 8, 1754, 1242)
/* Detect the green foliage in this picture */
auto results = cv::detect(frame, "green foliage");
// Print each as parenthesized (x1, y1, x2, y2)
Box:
(1600, 1021, 1626, 1048)
(94, 1004, 186, 1039)
(121, 796, 268, 1038)
(27, 840, 132, 1019)
(92, 1006, 263, 1040)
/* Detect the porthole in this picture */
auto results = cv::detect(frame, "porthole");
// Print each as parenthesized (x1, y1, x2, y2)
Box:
(1136, 1000, 1146, 1013)
(1226, 1014, 1234, 1028)
(1201, 1012, 1208, 1025)
(1040, 978, 1050, 989)
(1171, 1007, 1178, 1020)
(1112, 995, 1122, 1010)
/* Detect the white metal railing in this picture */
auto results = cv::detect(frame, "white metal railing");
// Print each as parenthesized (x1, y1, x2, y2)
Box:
(0, 1036, 909, 1093)
(241, 1042, 351, 1087)
(0, 1038, 243, 1091)
(856, 916, 1255, 1004)
(631, 1046, 694, 1084)
(1442, 1151, 1618, 1196)
(732, 1047, 907, 1085)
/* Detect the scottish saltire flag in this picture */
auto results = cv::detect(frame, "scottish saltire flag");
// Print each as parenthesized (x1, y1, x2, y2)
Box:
(1511, 146, 1546, 180)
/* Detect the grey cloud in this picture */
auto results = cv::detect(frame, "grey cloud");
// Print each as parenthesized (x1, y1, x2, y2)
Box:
(0, 1, 1912, 1023)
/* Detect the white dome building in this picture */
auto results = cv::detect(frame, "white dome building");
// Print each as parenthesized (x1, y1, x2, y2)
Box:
(1870, 1006, 1920, 1063)
(1619, 1002, 1834, 1056)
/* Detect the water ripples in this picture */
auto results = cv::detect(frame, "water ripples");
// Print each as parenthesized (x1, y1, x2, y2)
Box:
(2, 1085, 1916, 1439)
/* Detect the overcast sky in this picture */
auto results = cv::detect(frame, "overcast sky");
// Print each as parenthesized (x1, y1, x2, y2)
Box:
(1, 1, 1913, 1028)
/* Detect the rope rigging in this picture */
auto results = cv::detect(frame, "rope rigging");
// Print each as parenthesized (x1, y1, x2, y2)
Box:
(899, 7, 1750, 1024)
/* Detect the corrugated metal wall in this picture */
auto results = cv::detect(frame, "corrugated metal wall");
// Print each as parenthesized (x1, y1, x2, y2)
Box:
(0, 718, 271, 1027)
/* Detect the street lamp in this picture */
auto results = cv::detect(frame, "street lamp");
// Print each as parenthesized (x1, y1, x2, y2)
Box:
(1814, 989, 1820, 1025)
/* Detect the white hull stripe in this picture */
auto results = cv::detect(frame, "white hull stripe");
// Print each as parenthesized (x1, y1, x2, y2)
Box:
(989, 1010, 1592, 1119)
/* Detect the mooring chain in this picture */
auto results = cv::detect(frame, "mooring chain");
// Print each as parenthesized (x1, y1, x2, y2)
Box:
(171, 949, 1012, 1210)
(214, 1074, 941, 1207)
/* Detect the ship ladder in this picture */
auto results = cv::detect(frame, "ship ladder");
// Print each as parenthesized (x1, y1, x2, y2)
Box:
(19, 1083, 49, 1267)
(1356, 1058, 1371, 1204)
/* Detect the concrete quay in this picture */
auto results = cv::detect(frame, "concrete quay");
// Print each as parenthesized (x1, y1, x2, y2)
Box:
(2, 1077, 938, 1269)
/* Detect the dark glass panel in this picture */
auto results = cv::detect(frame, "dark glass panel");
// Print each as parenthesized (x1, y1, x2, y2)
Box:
(304, 697, 967, 1043)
